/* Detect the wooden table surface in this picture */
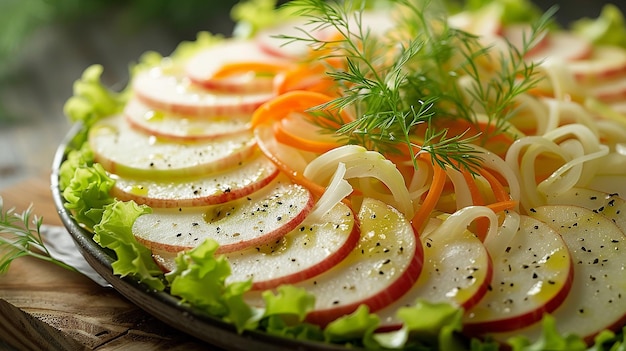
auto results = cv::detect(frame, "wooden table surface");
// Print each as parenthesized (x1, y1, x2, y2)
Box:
(0, 174, 221, 350)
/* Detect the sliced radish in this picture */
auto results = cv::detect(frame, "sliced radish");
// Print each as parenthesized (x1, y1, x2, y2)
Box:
(568, 46, 626, 82)
(586, 75, 626, 103)
(255, 10, 394, 60)
(153, 201, 359, 291)
(185, 40, 290, 93)
(376, 217, 492, 330)
(124, 98, 251, 141)
(502, 24, 549, 58)
(491, 205, 626, 344)
(448, 4, 502, 37)
(546, 187, 626, 233)
(463, 215, 573, 334)
(111, 152, 279, 208)
(132, 175, 314, 254)
(255, 19, 331, 59)
(278, 197, 424, 327)
(525, 32, 593, 64)
(133, 67, 275, 116)
(89, 115, 256, 179)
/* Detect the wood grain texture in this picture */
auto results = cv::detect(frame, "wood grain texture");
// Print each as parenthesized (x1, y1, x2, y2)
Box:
(0, 174, 217, 350)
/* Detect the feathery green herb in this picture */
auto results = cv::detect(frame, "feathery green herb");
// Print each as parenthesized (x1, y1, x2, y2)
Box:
(279, 0, 555, 172)
(0, 197, 77, 274)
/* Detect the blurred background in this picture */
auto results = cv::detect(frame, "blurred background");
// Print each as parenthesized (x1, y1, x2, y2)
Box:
(0, 0, 624, 190)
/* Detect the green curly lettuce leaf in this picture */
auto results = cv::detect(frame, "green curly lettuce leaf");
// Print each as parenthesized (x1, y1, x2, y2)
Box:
(507, 314, 587, 351)
(165, 239, 258, 332)
(572, 4, 626, 48)
(261, 285, 322, 341)
(63, 64, 126, 125)
(368, 300, 467, 350)
(231, 0, 295, 38)
(58, 142, 95, 191)
(92, 200, 165, 291)
(324, 305, 380, 346)
(62, 163, 115, 229)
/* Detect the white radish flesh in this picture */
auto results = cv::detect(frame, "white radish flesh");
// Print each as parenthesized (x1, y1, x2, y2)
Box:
(546, 187, 626, 233)
(377, 218, 492, 330)
(463, 215, 573, 334)
(491, 205, 626, 343)
(294, 198, 422, 327)
(89, 114, 256, 179)
(111, 152, 279, 208)
(133, 67, 275, 116)
(132, 176, 314, 254)
(124, 98, 251, 141)
(186, 40, 289, 93)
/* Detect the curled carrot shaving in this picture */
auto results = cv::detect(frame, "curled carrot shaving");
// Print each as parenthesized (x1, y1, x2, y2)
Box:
(211, 62, 288, 79)
(254, 126, 327, 198)
(479, 168, 511, 203)
(411, 154, 446, 235)
(486, 200, 518, 214)
(251, 90, 350, 127)
(462, 168, 491, 240)
(273, 122, 341, 154)
(275, 62, 338, 95)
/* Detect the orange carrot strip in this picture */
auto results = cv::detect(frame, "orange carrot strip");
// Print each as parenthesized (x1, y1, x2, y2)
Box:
(462, 169, 485, 206)
(273, 122, 341, 153)
(275, 63, 338, 95)
(411, 154, 446, 235)
(479, 168, 510, 203)
(251, 90, 350, 128)
(486, 200, 518, 214)
(211, 62, 287, 79)
(461, 168, 492, 241)
(254, 126, 327, 198)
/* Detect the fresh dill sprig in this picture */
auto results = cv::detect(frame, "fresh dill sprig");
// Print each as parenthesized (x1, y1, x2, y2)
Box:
(280, 0, 485, 171)
(456, 5, 558, 141)
(0, 196, 78, 274)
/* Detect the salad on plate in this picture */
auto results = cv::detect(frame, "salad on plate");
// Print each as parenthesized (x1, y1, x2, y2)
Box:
(55, 0, 626, 349)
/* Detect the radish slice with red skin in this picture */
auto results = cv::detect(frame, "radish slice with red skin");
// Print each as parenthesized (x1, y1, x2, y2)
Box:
(586, 75, 626, 103)
(89, 114, 256, 179)
(132, 175, 314, 254)
(489, 205, 626, 344)
(376, 218, 492, 331)
(124, 98, 251, 142)
(569, 46, 626, 82)
(525, 32, 593, 64)
(111, 152, 279, 208)
(546, 187, 626, 233)
(133, 67, 275, 117)
(250, 197, 423, 327)
(463, 215, 573, 334)
(152, 201, 359, 291)
(186, 40, 291, 93)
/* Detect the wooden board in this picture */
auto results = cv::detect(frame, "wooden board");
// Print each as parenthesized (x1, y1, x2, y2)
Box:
(0, 175, 217, 350)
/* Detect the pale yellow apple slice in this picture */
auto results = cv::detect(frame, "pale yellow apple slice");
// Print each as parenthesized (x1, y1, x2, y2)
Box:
(124, 98, 251, 142)
(251, 197, 424, 327)
(376, 217, 492, 331)
(185, 39, 288, 93)
(153, 201, 360, 290)
(133, 67, 275, 116)
(132, 175, 314, 254)
(490, 205, 626, 344)
(111, 151, 279, 208)
(546, 187, 626, 232)
(89, 114, 256, 179)
(463, 215, 573, 334)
